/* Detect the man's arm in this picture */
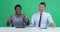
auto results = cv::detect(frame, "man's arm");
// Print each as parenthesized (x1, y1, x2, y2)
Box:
(7, 16, 12, 26)
(48, 14, 56, 28)
(30, 15, 35, 27)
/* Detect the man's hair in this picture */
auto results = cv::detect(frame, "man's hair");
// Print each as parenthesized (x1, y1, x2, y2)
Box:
(14, 4, 22, 10)
(39, 2, 46, 7)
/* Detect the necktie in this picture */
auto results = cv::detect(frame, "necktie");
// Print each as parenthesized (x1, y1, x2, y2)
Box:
(38, 14, 42, 27)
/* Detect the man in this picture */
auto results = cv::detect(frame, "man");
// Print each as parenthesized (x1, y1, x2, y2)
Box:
(30, 2, 56, 29)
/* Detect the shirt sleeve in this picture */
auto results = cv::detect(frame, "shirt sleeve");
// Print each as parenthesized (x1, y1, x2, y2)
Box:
(47, 13, 54, 24)
(30, 15, 35, 27)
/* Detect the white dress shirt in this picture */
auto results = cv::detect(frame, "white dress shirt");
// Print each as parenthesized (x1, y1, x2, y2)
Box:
(30, 12, 54, 28)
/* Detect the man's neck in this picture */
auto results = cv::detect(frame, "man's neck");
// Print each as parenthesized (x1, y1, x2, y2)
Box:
(40, 11, 43, 14)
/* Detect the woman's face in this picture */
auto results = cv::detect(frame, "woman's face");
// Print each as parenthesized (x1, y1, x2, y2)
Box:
(15, 7, 21, 14)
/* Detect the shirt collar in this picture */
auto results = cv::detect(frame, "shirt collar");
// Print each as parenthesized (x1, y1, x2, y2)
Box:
(38, 11, 45, 14)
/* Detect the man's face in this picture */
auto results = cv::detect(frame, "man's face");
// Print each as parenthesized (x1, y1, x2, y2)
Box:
(39, 4, 45, 13)
(15, 7, 21, 14)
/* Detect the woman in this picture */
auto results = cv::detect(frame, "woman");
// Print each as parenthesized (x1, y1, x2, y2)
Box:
(7, 4, 29, 28)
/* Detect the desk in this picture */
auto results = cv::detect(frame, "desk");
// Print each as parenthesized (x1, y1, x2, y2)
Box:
(0, 27, 60, 32)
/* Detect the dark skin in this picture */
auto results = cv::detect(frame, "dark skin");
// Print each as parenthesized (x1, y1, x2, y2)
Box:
(7, 7, 29, 26)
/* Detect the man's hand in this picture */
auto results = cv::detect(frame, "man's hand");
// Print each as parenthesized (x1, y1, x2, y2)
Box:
(51, 23, 56, 28)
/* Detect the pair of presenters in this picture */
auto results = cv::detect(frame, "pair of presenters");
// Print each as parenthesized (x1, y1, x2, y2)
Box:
(7, 2, 56, 28)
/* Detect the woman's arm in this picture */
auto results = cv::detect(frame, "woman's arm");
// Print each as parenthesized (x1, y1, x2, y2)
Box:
(23, 16, 29, 25)
(7, 16, 12, 26)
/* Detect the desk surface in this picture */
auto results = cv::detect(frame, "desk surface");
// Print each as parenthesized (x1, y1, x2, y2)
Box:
(0, 27, 60, 32)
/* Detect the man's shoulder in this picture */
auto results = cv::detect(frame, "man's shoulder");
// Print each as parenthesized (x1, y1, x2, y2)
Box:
(32, 12, 51, 17)
(44, 12, 51, 16)
(32, 13, 39, 17)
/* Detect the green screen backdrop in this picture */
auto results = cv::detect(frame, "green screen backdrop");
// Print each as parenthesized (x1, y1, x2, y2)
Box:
(0, 0, 60, 27)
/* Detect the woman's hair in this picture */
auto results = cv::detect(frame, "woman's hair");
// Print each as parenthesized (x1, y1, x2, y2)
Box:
(14, 4, 22, 10)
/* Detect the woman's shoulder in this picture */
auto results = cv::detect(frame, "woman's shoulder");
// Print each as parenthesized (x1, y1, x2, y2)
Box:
(21, 14, 25, 16)
(10, 14, 16, 17)
(20, 14, 25, 17)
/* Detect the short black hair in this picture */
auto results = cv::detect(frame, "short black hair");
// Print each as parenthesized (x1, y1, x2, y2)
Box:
(14, 4, 22, 10)
(39, 2, 46, 7)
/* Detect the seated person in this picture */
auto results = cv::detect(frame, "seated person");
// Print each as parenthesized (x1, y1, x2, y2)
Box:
(7, 4, 29, 28)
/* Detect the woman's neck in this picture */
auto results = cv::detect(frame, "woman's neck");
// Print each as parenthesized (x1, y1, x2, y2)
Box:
(16, 13, 21, 18)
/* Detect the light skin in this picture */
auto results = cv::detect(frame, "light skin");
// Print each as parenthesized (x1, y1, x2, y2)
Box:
(7, 7, 29, 26)
(39, 4, 45, 14)
(39, 4, 56, 28)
